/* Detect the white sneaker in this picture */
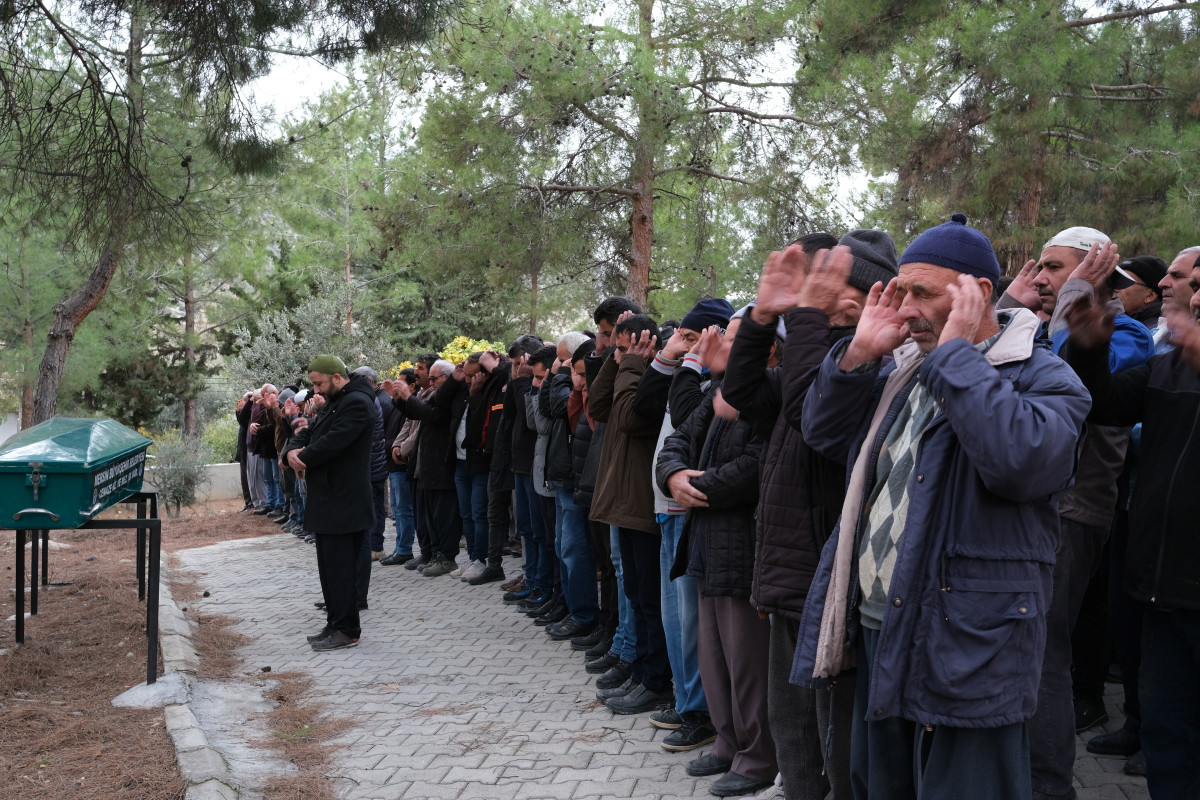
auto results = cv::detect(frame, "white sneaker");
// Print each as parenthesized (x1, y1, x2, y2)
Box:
(449, 557, 469, 577)
(461, 560, 487, 582)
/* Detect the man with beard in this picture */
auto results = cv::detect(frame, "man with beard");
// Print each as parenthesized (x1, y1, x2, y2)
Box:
(283, 355, 377, 652)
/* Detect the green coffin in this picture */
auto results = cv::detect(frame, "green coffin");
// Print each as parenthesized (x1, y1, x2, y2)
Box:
(0, 418, 153, 529)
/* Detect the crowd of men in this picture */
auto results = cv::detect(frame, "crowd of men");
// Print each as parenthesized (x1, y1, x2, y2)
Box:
(232, 217, 1200, 800)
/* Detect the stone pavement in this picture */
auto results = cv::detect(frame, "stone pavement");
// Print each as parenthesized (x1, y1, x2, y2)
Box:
(175, 530, 1151, 800)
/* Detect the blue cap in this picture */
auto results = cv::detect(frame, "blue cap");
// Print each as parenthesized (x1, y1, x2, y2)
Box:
(681, 298, 735, 332)
(899, 213, 1001, 284)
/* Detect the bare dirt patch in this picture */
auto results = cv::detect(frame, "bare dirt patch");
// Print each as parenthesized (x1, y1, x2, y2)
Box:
(0, 496, 317, 800)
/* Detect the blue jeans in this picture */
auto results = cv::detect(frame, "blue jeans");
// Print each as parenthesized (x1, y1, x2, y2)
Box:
(659, 514, 707, 714)
(388, 471, 416, 555)
(291, 476, 306, 525)
(1140, 607, 1200, 800)
(608, 525, 637, 662)
(454, 460, 489, 562)
(513, 474, 551, 591)
(555, 489, 598, 625)
(261, 457, 284, 509)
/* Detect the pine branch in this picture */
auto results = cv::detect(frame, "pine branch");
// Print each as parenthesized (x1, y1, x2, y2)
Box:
(653, 165, 755, 187)
(679, 77, 796, 90)
(520, 182, 639, 198)
(1058, 2, 1199, 29)
(1055, 93, 1170, 102)
(572, 101, 633, 143)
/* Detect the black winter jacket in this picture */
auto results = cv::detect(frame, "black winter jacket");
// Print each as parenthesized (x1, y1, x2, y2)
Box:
(403, 376, 466, 491)
(542, 367, 576, 489)
(1064, 342, 1200, 611)
(282, 375, 377, 535)
(656, 380, 764, 598)
(367, 393, 388, 482)
(506, 375, 537, 475)
(464, 361, 511, 475)
(721, 306, 855, 619)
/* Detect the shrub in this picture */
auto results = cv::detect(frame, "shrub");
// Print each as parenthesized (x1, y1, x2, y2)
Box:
(149, 431, 210, 517)
(201, 414, 241, 463)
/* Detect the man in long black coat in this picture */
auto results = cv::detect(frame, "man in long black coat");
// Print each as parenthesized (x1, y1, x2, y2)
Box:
(284, 354, 377, 651)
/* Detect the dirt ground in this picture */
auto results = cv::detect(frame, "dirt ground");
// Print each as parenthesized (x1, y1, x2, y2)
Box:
(0, 497, 316, 800)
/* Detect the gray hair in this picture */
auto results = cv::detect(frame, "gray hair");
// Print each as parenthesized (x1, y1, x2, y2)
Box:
(1178, 246, 1200, 256)
(558, 331, 590, 358)
(431, 359, 455, 377)
(352, 365, 379, 385)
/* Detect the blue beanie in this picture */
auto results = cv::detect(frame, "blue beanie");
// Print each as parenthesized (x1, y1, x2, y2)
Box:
(681, 297, 735, 332)
(898, 213, 1001, 285)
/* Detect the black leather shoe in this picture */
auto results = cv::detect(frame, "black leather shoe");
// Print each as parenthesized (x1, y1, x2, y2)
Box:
(604, 683, 673, 715)
(595, 659, 633, 690)
(518, 592, 551, 611)
(548, 617, 596, 641)
(1075, 698, 1109, 733)
(239, 503, 253, 512)
(1086, 727, 1140, 757)
(595, 677, 638, 701)
(584, 635, 613, 660)
(314, 602, 326, 610)
(1124, 751, 1147, 776)
(380, 552, 413, 566)
(686, 752, 732, 778)
(586, 650, 619, 675)
(273, 514, 291, 525)
(253, 507, 271, 515)
(535, 603, 569, 626)
(306, 625, 334, 643)
(709, 771, 773, 797)
(404, 554, 426, 570)
(571, 627, 606, 651)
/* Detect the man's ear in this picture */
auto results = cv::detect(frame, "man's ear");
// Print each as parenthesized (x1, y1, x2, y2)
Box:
(977, 277, 995, 301)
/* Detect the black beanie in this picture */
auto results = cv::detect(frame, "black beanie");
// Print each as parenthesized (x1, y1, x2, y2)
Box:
(840, 229, 900, 293)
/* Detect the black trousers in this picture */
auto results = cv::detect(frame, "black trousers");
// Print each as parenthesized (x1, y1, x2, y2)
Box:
(589, 519, 618, 633)
(617, 527, 673, 694)
(421, 487, 462, 558)
(238, 454, 251, 505)
(413, 482, 430, 558)
(316, 531, 365, 638)
(486, 489, 512, 568)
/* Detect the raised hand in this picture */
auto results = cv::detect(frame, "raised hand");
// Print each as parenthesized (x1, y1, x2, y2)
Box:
(797, 245, 854, 317)
(752, 245, 809, 324)
(1165, 306, 1200, 372)
(480, 349, 500, 373)
(840, 278, 907, 369)
(661, 328, 692, 361)
(1005, 259, 1042, 312)
(666, 469, 709, 509)
(515, 353, 534, 379)
(691, 325, 722, 369)
(938, 273, 988, 347)
(713, 388, 739, 420)
(1069, 241, 1120, 289)
(1063, 292, 1117, 350)
(627, 329, 658, 361)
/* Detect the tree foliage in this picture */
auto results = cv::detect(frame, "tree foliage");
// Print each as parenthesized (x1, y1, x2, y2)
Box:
(794, 0, 1200, 266)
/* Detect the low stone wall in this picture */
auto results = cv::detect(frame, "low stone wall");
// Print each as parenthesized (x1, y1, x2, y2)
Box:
(144, 463, 243, 502)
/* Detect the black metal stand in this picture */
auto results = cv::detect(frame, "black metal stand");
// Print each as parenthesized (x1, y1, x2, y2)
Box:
(11, 491, 161, 685)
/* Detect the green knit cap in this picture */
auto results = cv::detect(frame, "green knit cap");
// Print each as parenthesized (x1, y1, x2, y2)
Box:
(307, 354, 347, 376)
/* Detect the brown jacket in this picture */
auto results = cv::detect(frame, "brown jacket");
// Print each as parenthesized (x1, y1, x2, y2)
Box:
(587, 354, 659, 535)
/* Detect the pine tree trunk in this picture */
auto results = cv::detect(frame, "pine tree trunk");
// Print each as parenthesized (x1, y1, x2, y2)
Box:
(31, 8, 145, 425)
(183, 251, 197, 439)
(20, 258, 34, 428)
(626, 0, 656, 309)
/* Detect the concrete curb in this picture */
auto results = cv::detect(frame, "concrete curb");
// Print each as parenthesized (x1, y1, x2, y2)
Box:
(158, 567, 243, 800)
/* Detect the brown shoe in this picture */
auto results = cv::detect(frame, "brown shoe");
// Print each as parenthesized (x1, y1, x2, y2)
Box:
(371, 550, 384, 561)
(500, 574, 525, 593)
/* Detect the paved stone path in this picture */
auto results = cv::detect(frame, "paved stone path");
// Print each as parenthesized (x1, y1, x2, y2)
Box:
(176, 530, 1151, 800)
